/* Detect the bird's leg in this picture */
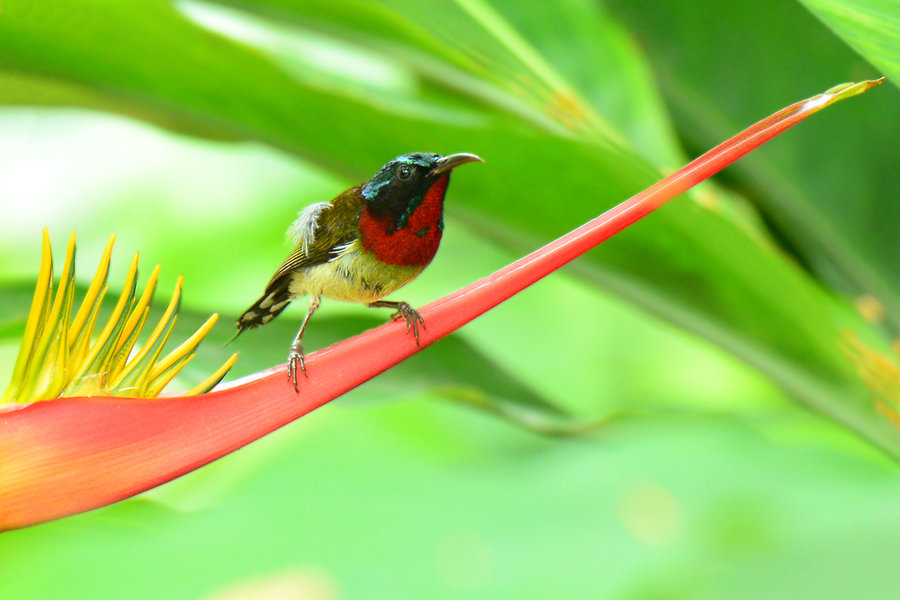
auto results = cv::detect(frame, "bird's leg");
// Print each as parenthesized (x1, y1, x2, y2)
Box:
(368, 300, 425, 345)
(288, 295, 320, 391)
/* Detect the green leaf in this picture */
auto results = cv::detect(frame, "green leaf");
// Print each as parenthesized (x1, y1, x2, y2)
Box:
(213, 0, 684, 164)
(458, 0, 687, 165)
(606, 0, 900, 334)
(799, 0, 900, 87)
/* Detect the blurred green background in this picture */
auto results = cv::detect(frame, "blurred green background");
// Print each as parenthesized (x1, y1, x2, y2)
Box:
(2, 0, 900, 598)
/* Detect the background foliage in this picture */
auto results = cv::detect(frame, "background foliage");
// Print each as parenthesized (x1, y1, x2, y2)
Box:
(1, 0, 900, 598)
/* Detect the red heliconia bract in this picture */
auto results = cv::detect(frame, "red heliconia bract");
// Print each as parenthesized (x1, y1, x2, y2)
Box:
(0, 79, 883, 531)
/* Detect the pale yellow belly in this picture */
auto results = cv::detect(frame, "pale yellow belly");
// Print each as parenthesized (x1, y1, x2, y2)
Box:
(288, 240, 424, 303)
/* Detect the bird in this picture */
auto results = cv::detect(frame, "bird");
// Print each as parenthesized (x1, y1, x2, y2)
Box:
(234, 152, 483, 390)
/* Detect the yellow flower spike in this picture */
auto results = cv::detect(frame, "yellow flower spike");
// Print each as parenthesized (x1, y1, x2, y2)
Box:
(109, 277, 183, 396)
(91, 256, 141, 378)
(36, 277, 75, 400)
(144, 352, 195, 398)
(69, 283, 109, 372)
(109, 306, 151, 381)
(2, 232, 235, 404)
(131, 316, 179, 397)
(69, 234, 115, 350)
(185, 352, 239, 396)
(20, 232, 76, 402)
(67, 253, 139, 395)
(108, 265, 160, 381)
(145, 313, 220, 396)
(2, 230, 54, 403)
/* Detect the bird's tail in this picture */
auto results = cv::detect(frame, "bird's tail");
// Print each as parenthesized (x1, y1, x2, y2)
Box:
(231, 276, 295, 342)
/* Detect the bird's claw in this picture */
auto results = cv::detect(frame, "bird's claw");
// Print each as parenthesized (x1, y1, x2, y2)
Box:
(288, 343, 307, 392)
(391, 302, 426, 345)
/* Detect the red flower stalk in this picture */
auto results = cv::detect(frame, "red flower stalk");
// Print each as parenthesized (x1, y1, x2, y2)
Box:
(0, 79, 882, 531)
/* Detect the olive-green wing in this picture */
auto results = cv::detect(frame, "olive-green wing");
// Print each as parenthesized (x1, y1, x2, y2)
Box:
(267, 186, 364, 286)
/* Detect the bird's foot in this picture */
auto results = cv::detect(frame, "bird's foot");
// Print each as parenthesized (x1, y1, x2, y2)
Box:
(288, 342, 307, 392)
(390, 302, 425, 345)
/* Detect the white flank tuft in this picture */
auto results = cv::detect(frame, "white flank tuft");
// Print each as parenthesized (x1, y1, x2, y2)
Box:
(287, 201, 331, 257)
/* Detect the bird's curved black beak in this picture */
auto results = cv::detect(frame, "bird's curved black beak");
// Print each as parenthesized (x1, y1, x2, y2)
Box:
(429, 153, 483, 177)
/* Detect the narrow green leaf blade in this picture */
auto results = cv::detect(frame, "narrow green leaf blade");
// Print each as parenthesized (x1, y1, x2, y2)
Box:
(799, 0, 900, 86)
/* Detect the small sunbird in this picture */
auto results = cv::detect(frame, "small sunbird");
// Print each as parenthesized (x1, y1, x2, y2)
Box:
(234, 152, 483, 390)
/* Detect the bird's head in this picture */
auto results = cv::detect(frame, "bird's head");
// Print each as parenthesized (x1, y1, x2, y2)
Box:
(361, 152, 482, 231)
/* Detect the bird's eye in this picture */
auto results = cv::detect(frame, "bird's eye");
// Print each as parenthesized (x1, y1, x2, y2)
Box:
(397, 164, 413, 180)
